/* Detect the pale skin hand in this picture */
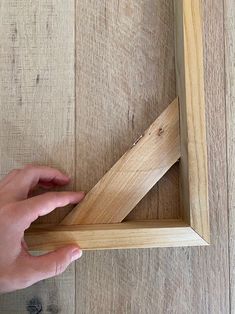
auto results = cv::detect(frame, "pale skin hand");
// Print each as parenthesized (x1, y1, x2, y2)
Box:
(0, 165, 85, 293)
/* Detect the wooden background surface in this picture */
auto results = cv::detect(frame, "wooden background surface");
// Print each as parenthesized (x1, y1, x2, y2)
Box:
(0, 0, 231, 313)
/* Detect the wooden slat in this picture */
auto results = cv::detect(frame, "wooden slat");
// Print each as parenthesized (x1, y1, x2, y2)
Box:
(174, 0, 209, 242)
(62, 98, 180, 225)
(26, 220, 207, 251)
(0, 0, 75, 224)
(0, 0, 76, 312)
(225, 0, 235, 311)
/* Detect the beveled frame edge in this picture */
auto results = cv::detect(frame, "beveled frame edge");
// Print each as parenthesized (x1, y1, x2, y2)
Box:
(26, 0, 210, 251)
(26, 220, 208, 251)
(174, 0, 210, 243)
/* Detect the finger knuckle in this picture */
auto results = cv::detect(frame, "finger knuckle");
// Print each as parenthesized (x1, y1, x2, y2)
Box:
(23, 164, 39, 178)
(54, 261, 66, 276)
(43, 192, 60, 208)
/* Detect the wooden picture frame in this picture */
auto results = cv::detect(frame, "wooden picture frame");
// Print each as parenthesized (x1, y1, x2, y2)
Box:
(26, 0, 210, 251)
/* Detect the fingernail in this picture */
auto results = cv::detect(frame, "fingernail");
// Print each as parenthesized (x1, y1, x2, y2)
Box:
(71, 248, 82, 261)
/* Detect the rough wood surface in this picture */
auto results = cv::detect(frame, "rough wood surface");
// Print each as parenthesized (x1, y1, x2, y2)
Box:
(174, 0, 209, 242)
(26, 220, 207, 251)
(62, 99, 180, 225)
(0, 0, 76, 313)
(225, 0, 235, 311)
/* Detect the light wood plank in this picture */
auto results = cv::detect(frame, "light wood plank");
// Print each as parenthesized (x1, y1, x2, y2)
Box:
(0, 0, 75, 224)
(0, 0, 76, 313)
(62, 98, 180, 225)
(224, 0, 235, 311)
(74, 0, 178, 225)
(75, 1, 229, 313)
(26, 220, 207, 251)
(174, 0, 209, 241)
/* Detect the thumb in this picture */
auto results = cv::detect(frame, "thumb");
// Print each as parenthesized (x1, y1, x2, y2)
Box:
(28, 245, 82, 282)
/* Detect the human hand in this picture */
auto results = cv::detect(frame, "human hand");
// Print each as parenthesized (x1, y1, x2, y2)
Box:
(0, 165, 85, 293)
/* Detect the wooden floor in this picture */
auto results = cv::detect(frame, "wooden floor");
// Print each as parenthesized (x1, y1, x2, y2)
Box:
(0, 0, 232, 313)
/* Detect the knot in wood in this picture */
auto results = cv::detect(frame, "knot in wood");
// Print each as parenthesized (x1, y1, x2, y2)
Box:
(158, 127, 164, 136)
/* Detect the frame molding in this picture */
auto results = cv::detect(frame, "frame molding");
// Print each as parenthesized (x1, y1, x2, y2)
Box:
(174, 0, 209, 243)
(26, 0, 210, 251)
(26, 220, 208, 251)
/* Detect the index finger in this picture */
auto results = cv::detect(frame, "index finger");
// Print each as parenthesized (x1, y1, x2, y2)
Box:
(12, 191, 85, 229)
(2, 165, 71, 201)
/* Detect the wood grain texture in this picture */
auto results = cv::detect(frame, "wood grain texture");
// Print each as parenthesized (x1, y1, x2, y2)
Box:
(74, 0, 178, 223)
(26, 220, 207, 251)
(0, 266, 75, 314)
(0, 0, 75, 224)
(0, 1, 76, 313)
(74, 1, 229, 313)
(125, 162, 180, 221)
(62, 99, 180, 225)
(174, 0, 209, 242)
(225, 0, 235, 311)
